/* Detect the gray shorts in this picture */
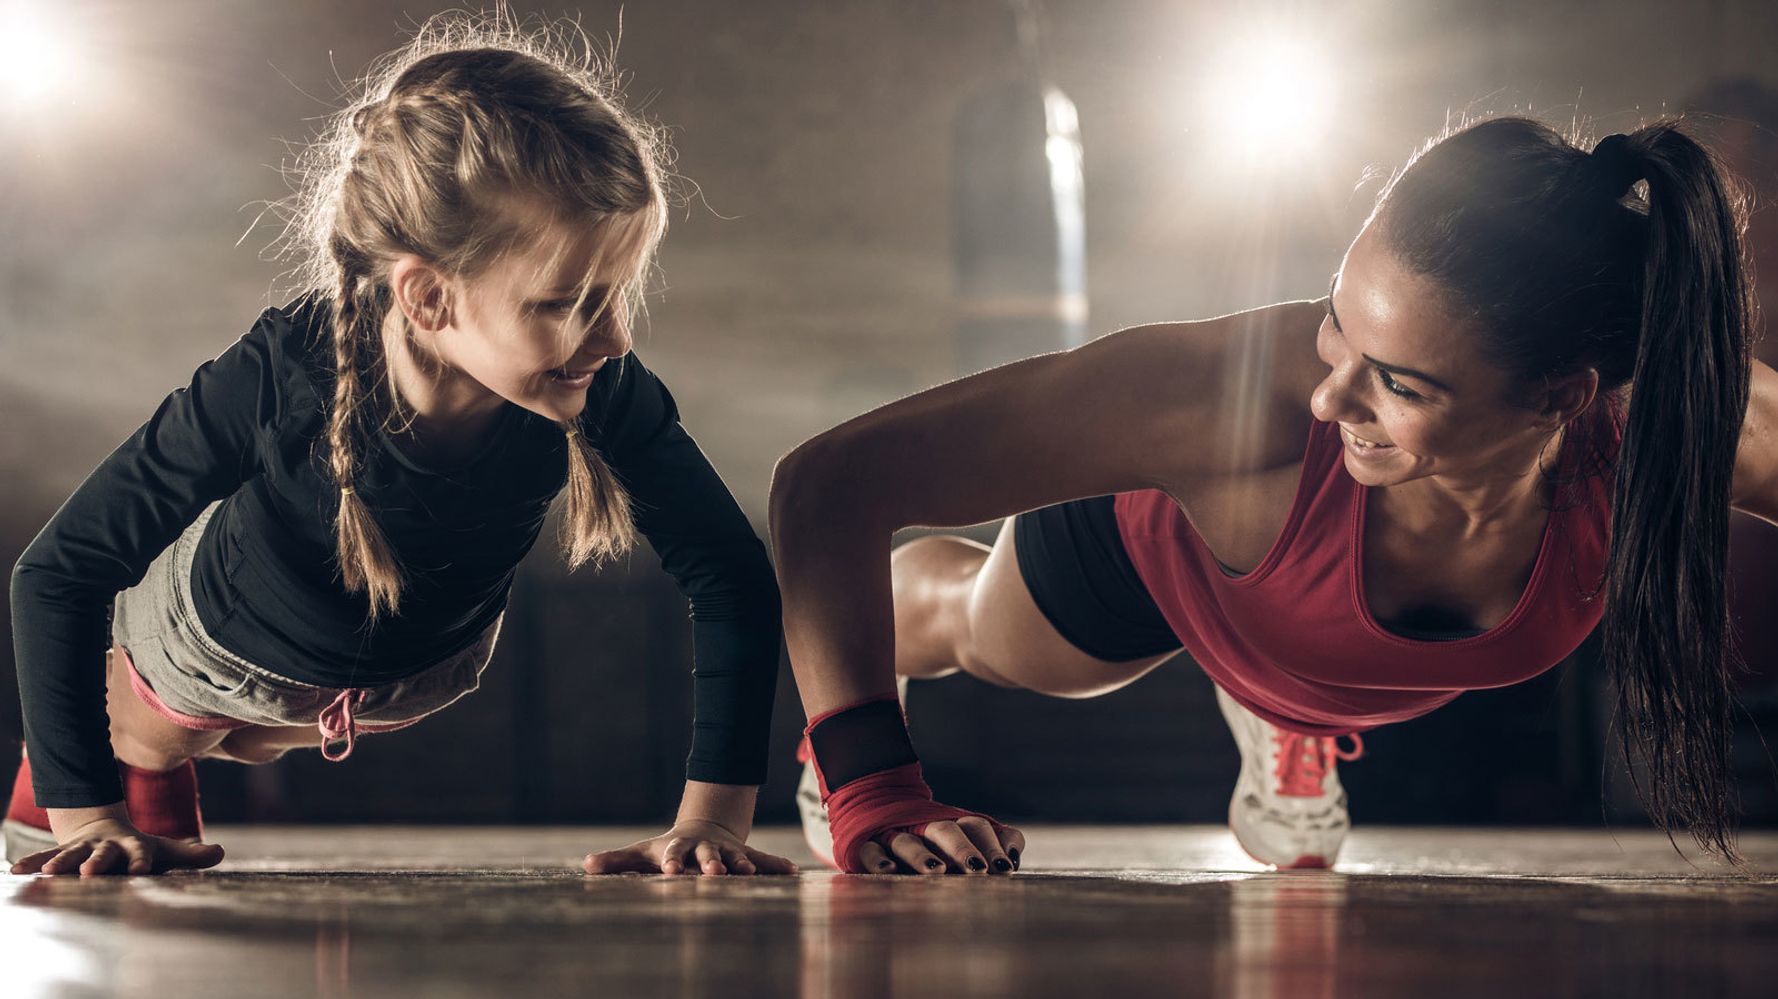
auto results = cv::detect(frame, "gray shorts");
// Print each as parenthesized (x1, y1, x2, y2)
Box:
(112, 503, 500, 759)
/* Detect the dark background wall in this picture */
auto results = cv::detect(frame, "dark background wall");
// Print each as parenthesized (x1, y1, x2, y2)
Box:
(3, 0, 1776, 827)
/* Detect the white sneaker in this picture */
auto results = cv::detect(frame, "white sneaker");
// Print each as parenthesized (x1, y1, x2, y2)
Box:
(1216, 685, 1364, 869)
(795, 736, 837, 869)
(797, 677, 910, 870)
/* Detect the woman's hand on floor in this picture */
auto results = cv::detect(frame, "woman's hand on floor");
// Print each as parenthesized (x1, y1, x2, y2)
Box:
(854, 816, 1025, 876)
(10, 817, 225, 876)
(581, 820, 799, 876)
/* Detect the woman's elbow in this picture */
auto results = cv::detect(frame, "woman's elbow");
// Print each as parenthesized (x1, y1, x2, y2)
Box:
(769, 434, 851, 536)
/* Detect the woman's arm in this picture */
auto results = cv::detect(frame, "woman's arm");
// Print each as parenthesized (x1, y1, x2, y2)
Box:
(1731, 360, 1778, 524)
(769, 300, 1321, 716)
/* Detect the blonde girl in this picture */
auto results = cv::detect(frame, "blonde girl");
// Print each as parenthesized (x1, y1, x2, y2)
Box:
(8, 14, 791, 878)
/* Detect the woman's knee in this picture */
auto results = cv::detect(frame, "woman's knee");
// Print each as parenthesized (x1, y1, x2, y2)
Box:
(891, 533, 993, 679)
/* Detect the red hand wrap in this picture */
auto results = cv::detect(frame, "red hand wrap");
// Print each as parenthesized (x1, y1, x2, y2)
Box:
(822, 762, 1005, 873)
(803, 696, 1006, 873)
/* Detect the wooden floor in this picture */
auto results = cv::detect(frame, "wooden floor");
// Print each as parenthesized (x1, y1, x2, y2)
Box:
(4, 826, 1776, 998)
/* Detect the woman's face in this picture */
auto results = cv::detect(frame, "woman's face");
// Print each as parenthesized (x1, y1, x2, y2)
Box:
(1309, 223, 1564, 490)
(432, 208, 651, 425)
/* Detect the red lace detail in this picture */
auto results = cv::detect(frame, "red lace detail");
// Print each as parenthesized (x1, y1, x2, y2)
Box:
(1273, 731, 1365, 797)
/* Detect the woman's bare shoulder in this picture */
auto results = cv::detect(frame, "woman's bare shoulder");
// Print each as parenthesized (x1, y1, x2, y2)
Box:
(1107, 298, 1323, 484)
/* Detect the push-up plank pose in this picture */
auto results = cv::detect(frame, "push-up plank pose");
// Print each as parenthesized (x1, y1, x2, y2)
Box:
(771, 117, 1771, 874)
(8, 16, 791, 878)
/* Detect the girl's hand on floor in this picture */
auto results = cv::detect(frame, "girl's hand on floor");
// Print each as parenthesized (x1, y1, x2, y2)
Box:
(581, 820, 798, 876)
(9, 818, 225, 876)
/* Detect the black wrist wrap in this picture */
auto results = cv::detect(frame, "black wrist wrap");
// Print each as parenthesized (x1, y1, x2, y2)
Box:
(806, 698, 918, 792)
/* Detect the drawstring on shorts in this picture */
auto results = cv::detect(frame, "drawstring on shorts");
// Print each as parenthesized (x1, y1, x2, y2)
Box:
(319, 688, 368, 762)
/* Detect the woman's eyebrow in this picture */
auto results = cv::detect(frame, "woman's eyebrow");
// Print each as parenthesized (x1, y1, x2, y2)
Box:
(1329, 273, 1454, 393)
(1362, 353, 1454, 393)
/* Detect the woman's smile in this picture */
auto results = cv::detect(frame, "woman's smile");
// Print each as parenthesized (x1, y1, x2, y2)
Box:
(1340, 424, 1397, 458)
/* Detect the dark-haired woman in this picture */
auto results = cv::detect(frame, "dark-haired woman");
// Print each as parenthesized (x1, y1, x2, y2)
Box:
(771, 118, 1765, 875)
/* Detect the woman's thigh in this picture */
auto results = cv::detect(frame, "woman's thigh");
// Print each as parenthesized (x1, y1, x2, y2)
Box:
(964, 516, 1181, 699)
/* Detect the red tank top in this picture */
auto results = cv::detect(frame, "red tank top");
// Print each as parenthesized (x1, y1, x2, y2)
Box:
(1113, 417, 1614, 736)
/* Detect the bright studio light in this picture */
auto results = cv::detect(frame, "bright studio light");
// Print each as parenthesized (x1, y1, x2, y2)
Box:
(0, 2, 79, 110)
(1200, 33, 1337, 162)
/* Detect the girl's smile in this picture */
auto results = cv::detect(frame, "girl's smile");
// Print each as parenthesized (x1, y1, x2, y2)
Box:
(546, 359, 605, 390)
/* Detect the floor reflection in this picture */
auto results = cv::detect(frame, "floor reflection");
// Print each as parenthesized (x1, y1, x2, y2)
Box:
(1217, 875, 1346, 999)
(0, 827, 1773, 999)
(313, 908, 350, 999)
(0, 879, 114, 996)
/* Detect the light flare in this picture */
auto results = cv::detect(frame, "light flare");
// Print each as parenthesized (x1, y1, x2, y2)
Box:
(1199, 32, 1339, 163)
(0, 2, 80, 111)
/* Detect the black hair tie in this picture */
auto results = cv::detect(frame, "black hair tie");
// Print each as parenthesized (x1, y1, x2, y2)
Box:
(1584, 133, 1643, 198)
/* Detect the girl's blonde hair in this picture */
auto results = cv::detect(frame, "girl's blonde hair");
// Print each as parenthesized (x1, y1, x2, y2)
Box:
(278, 11, 666, 619)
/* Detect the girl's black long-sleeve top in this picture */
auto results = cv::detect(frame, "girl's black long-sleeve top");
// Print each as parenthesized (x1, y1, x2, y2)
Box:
(11, 295, 782, 808)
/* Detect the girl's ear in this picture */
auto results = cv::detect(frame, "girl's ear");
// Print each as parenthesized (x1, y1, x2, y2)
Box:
(388, 254, 454, 334)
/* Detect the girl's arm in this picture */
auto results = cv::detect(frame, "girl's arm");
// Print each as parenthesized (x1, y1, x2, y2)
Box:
(768, 300, 1320, 869)
(575, 352, 791, 876)
(1731, 360, 1778, 524)
(11, 308, 280, 856)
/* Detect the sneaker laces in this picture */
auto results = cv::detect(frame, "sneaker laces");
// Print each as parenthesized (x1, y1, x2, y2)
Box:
(1273, 731, 1364, 797)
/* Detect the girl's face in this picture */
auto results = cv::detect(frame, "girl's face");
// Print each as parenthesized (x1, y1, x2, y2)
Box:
(432, 208, 652, 425)
(1308, 224, 1571, 490)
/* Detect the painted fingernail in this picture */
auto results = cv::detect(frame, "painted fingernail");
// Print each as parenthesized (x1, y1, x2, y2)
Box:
(967, 857, 986, 872)
(1008, 848, 1020, 870)
(924, 858, 943, 871)
(876, 860, 894, 871)
(992, 857, 1012, 873)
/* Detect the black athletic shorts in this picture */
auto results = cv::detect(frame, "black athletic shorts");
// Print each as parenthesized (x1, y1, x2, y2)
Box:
(1012, 495, 1183, 663)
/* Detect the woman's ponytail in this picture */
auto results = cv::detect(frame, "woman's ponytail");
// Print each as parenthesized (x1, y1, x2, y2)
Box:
(1377, 115, 1757, 860)
(1599, 123, 1754, 861)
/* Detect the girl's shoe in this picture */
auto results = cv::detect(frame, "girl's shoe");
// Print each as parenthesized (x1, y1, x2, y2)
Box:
(1215, 686, 1364, 869)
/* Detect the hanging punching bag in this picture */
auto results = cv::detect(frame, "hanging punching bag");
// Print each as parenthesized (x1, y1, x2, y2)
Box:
(952, 3, 1086, 377)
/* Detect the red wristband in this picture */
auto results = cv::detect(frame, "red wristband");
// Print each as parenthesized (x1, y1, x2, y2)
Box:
(822, 762, 1006, 872)
(802, 697, 1005, 873)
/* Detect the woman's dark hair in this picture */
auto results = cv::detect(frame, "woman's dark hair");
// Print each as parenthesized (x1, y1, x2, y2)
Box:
(1374, 116, 1756, 861)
